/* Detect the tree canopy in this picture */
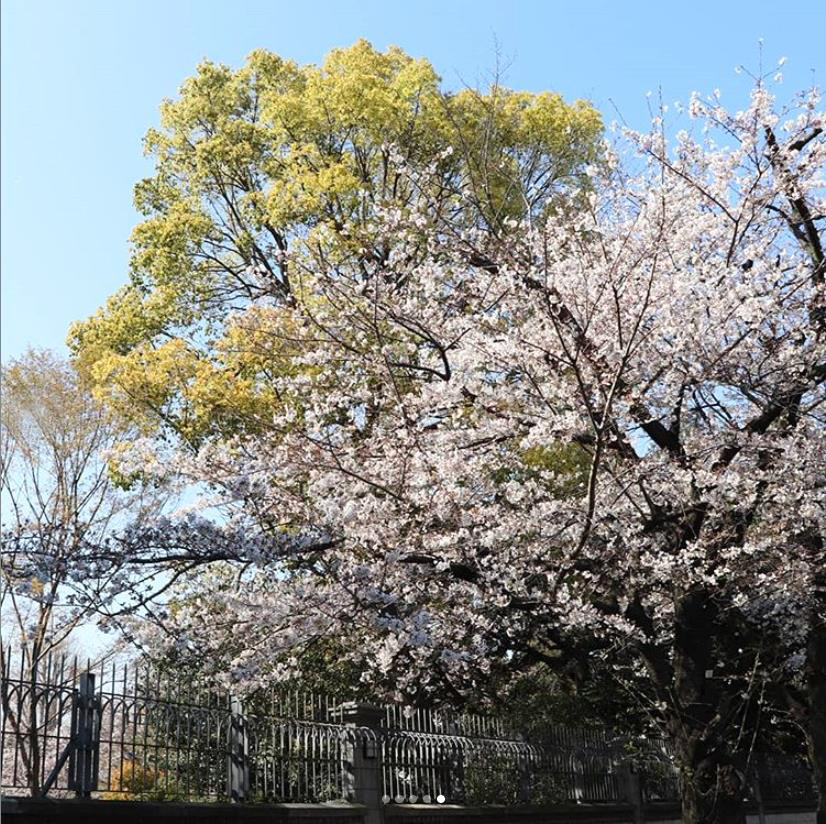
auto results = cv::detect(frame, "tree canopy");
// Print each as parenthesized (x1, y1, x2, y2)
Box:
(63, 45, 826, 824)
(70, 40, 602, 446)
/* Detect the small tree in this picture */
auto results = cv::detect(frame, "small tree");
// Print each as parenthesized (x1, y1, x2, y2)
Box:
(0, 349, 160, 794)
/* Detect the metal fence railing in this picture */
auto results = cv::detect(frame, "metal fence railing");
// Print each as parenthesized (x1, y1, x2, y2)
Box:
(0, 647, 354, 802)
(0, 645, 815, 808)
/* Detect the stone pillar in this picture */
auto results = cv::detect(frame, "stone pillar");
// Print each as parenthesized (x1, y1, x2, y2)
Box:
(334, 702, 384, 824)
(227, 695, 249, 802)
(621, 760, 645, 824)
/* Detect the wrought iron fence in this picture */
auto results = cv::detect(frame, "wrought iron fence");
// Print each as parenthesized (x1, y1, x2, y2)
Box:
(381, 731, 627, 805)
(0, 645, 815, 807)
(0, 647, 355, 802)
(383, 703, 510, 738)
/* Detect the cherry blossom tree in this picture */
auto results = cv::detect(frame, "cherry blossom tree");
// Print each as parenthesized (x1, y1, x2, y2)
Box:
(70, 71, 825, 823)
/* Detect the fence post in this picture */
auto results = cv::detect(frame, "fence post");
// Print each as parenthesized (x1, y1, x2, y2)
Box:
(67, 672, 100, 797)
(227, 695, 250, 802)
(335, 702, 384, 824)
(518, 747, 532, 803)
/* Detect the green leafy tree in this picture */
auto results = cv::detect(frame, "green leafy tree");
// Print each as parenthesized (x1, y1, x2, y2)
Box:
(69, 41, 602, 448)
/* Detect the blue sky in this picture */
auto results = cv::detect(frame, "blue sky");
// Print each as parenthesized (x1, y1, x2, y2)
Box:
(3, 0, 825, 360)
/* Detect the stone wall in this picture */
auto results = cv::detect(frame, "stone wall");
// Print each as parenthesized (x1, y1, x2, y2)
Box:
(0, 798, 367, 824)
(384, 801, 818, 824)
(1, 796, 818, 824)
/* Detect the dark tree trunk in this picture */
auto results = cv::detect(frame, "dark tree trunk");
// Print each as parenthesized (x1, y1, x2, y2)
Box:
(671, 739, 747, 824)
(806, 615, 826, 823)
(667, 588, 747, 824)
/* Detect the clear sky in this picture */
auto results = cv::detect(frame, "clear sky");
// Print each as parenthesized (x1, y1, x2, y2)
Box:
(2, 0, 825, 361)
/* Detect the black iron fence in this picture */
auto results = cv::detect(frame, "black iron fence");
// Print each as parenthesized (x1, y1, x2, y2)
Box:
(0, 645, 815, 808)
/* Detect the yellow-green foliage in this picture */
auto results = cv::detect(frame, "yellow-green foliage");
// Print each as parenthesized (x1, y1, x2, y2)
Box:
(69, 41, 602, 445)
(488, 442, 590, 499)
(102, 759, 181, 801)
(519, 443, 590, 497)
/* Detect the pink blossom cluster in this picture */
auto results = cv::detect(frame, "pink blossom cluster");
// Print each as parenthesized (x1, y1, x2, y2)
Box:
(100, 81, 824, 716)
